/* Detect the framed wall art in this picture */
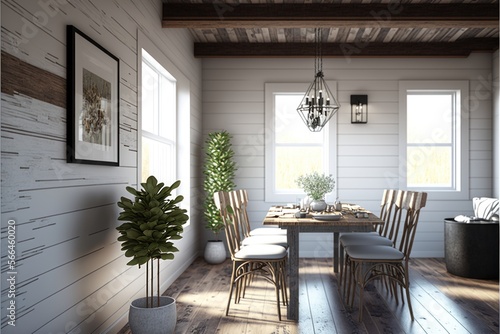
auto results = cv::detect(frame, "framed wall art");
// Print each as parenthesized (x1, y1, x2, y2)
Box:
(67, 25, 119, 166)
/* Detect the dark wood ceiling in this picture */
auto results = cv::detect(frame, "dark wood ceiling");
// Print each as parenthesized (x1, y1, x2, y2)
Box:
(162, 0, 499, 58)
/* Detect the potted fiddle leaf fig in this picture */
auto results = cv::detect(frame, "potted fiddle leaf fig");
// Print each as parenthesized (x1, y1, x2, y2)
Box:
(202, 130, 237, 264)
(116, 176, 189, 334)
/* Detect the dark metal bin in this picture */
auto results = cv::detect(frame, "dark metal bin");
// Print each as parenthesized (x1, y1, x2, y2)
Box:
(444, 218, 499, 279)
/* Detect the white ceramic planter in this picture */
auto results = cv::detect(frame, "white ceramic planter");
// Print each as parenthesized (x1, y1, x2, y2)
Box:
(129, 296, 176, 334)
(204, 240, 226, 264)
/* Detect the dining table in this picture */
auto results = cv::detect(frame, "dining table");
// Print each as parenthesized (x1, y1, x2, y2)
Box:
(262, 204, 384, 321)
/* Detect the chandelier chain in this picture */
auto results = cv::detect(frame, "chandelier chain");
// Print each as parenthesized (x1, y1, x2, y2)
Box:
(318, 28, 322, 75)
(314, 28, 318, 76)
(315, 28, 322, 75)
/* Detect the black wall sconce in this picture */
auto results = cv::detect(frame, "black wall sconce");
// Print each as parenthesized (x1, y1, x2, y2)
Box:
(351, 95, 368, 124)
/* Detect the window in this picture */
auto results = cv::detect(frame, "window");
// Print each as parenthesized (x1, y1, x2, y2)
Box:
(138, 32, 191, 226)
(399, 81, 469, 199)
(265, 83, 337, 203)
(141, 50, 176, 184)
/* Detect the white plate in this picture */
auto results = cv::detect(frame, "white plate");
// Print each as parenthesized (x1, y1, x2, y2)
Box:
(312, 214, 342, 221)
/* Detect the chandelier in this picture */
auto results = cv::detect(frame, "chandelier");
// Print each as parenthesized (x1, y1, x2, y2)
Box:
(297, 28, 340, 132)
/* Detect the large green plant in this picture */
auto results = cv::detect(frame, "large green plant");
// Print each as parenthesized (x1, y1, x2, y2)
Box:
(203, 131, 237, 237)
(116, 176, 189, 307)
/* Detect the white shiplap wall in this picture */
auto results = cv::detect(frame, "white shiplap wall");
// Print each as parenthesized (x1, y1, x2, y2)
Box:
(202, 54, 495, 258)
(1, 0, 202, 333)
(493, 50, 500, 199)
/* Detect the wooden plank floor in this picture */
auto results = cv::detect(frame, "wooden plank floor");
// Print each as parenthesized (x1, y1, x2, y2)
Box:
(117, 257, 499, 334)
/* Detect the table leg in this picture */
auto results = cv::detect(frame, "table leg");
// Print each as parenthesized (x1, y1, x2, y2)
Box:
(339, 240, 344, 276)
(333, 232, 339, 273)
(287, 226, 299, 321)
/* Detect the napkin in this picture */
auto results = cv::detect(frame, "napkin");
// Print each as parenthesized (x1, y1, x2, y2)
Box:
(473, 197, 499, 220)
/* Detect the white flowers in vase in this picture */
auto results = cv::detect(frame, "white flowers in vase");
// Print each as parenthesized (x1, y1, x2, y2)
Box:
(296, 172, 335, 201)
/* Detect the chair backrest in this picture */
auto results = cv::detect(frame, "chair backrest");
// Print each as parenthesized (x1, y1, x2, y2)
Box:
(238, 189, 253, 237)
(228, 190, 247, 241)
(397, 191, 428, 257)
(213, 190, 242, 258)
(380, 189, 406, 245)
(377, 189, 396, 235)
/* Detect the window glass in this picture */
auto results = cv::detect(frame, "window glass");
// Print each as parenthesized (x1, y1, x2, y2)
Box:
(141, 136, 174, 185)
(141, 50, 176, 184)
(407, 94, 452, 144)
(142, 63, 159, 135)
(138, 34, 191, 225)
(275, 95, 323, 144)
(407, 146, 452, 187)
(159, 77, 176, 140)
(265, 83, 335, 202)
(406, 91, 457, 189)
(275, 146, 323, 190)
(274, 93, 325, 193)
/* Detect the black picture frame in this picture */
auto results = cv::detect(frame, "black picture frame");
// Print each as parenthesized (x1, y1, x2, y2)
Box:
(67, 25, 119, 166)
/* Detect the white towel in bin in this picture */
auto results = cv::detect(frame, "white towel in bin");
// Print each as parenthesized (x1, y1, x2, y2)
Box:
(472, 197, 499, 220)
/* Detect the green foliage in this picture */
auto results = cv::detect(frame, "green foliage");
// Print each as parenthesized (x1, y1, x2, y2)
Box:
(116, 176, 189, 267)
(296, 172, 335, 200)
(203, 131, 237, 236)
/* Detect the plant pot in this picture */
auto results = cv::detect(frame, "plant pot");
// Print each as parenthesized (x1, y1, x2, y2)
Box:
(129, 296, 176, 334)
(204, 240, 226, 264)
(310, 199, 327, 212)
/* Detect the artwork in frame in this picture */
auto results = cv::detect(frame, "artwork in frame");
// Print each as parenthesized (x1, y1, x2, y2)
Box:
(67, 25, 119, 165)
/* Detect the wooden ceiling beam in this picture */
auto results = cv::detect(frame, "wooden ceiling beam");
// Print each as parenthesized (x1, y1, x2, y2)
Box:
(193, 38, 499, 58)
(163, 3, 499, 29)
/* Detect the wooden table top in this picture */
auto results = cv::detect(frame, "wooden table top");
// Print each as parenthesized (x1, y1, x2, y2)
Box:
(262, 206, 384, 227)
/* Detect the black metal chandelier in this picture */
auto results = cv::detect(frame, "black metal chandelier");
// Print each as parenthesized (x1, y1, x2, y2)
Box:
(296, 28, 340, 132)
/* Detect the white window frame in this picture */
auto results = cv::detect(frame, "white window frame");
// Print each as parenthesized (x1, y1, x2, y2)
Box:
(399, 80, 469, 200)
(138, 32, 191, 226)
(141, 52, 177, 184)
(264, 82, 337, 203)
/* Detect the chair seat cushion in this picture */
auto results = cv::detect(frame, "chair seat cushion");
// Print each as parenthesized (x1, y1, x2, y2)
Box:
(339, 231, 378, 240)
(340, 234, 393, 247)
(235, 244, 287, 260)
(241, 235, 288, 248)
(345, 245, 404, 261)
(249, 227, 287, 236)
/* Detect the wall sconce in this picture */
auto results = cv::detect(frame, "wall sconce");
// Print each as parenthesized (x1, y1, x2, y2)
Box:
(351, 95, 368, 124)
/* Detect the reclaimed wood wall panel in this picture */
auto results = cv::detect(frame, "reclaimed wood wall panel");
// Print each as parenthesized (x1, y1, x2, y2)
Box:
(1, 52, 66, 108)
(1, 0, 202, 333)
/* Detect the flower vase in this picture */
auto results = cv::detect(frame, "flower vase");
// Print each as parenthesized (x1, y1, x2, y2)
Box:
(310, 199, 327, 212)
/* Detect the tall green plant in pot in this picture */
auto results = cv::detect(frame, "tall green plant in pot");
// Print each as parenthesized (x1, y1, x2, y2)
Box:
(117, 176, 189, 334)
(203, 130, 237, 264)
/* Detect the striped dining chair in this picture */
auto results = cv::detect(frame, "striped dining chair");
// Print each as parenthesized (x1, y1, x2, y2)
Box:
(213, 190, 288, 320)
